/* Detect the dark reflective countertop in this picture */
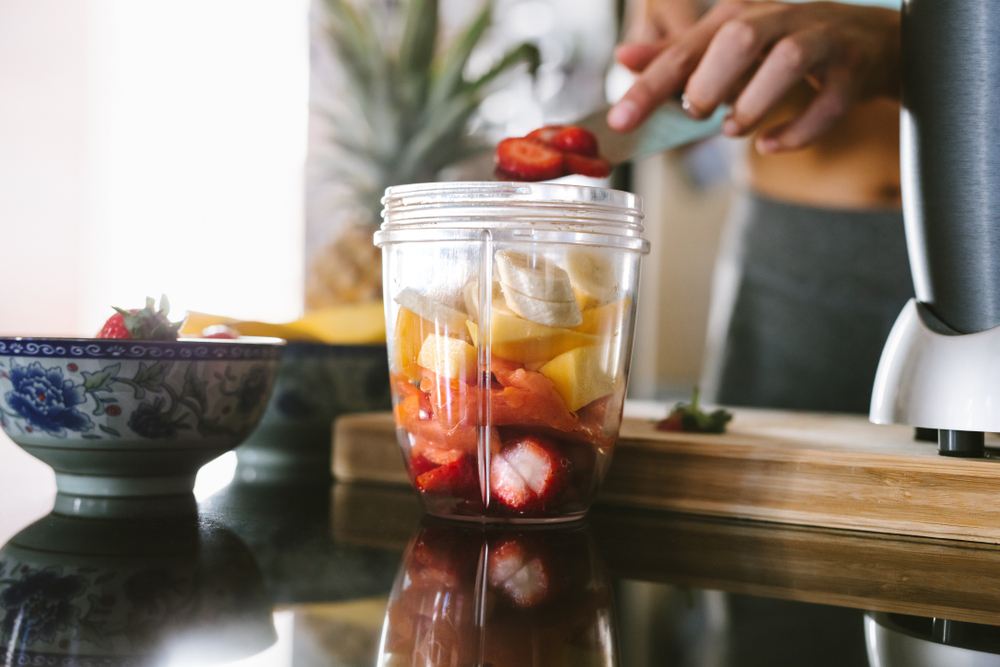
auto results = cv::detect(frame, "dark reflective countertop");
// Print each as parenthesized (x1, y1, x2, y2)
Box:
(3, 440, 1000, 666)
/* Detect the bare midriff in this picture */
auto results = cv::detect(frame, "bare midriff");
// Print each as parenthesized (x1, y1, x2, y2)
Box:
(746, 86, 901, 210)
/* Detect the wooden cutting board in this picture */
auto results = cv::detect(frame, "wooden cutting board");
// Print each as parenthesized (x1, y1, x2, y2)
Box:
(332, 408, 1000, 544)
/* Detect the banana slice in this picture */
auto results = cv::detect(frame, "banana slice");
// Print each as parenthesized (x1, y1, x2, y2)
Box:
(495, 250, 576, 303)
(500, 283, 582, 328)
(462, 280, 505, 319)
(394, 288, 468, 335)
(566, 248, 618, 306)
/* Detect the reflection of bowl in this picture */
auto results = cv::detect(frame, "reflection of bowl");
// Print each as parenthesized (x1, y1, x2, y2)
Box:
(0, 337, 282, 496)
(235, 342, 391, 478)
(0, 512, 275, 665)
(379, 520, 618, 666)
(201, 475, 403, 604)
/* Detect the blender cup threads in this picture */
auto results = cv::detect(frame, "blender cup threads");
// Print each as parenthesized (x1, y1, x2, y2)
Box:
(375, 182, 649, 523)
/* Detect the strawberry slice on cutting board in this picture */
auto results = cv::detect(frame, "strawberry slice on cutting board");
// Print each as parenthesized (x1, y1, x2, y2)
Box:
(489, 435, 569, 512)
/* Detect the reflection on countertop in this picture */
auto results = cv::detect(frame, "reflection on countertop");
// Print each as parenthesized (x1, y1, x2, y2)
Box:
(2, 444, 1000, 666)
(0, 509, 274, 666)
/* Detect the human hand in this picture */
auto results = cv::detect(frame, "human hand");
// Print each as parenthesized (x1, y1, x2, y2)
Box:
(608, 1, 900, 153)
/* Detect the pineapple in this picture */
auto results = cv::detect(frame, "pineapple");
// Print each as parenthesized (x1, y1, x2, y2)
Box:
(306, 0, 541, 308)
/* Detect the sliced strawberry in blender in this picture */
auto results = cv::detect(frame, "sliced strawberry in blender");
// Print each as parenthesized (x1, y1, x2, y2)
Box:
(410, 437, 466, 478)
(551, 125, 598, 156)
(565, 153, 612, 178)
(488, 538, 550, 607)
(491, 364, 578, 432)
(496, 137, 566, 181)
(416, 454, 479, 499)
(489, 435, 568, 512)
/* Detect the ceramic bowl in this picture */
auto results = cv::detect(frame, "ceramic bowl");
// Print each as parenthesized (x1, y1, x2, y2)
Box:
(0, 336, 283, 497)
(0, 512, 275, 665)
(234, 342, 391, 479)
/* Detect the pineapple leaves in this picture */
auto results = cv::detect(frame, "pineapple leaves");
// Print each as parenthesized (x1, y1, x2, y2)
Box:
(428, 3, 491, 108)
(397, 94, 480, 178)
(323, 0, 387, 99)
(465, 42, 541, 96)
(320, 0, 544, 220)
(397, 0, 439, 112)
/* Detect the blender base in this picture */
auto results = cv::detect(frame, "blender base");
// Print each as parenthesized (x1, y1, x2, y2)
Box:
(938, 430, 986, 458)
(870, 299, 1000, 445)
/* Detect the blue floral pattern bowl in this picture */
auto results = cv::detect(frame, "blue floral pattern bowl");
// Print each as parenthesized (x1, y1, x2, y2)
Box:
(0, 337, 283, 497)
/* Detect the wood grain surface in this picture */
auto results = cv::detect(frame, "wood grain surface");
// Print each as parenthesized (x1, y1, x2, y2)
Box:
(332, 408, 1000, 544)
(330, 482, 1000, 626)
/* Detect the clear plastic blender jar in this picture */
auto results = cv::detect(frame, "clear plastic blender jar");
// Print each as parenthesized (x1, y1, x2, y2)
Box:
(374, 181, 649, 522)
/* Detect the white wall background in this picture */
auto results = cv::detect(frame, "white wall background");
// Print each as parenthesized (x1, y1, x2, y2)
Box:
(0, 0, 309, 337)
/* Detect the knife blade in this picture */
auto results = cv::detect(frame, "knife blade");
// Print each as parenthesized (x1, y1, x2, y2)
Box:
(573, 101, 728, 165)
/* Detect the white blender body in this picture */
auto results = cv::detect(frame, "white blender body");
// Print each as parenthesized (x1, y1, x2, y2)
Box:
(871, 300, 1000, 433)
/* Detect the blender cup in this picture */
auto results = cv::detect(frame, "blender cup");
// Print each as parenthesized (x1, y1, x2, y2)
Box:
(374, 182, 649, 522)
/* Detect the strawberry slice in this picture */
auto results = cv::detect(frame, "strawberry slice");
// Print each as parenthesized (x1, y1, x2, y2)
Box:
(409, 437, 465, 478)
(565, 153, 612, 178)
(495, 137, 565, 182)
(489, 435, 568, 512)
(552, 125, 598, 156)
(412, 438, 465, 466)
(416, 454, 479, 500)
(487, 538, 550, 607)
(526, 125, 564, 146)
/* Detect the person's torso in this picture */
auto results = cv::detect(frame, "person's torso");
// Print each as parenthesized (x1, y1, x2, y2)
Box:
(745, 0, 902, 210)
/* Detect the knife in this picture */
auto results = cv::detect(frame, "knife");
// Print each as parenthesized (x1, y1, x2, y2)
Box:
(573, 101, 728, 165)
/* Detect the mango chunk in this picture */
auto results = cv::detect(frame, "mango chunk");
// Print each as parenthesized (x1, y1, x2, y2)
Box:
(576, 297, 631, 336)
(466, 308, 597, 365)
(417, 333, 477, 382)
(539, 346, 616, 412)
(393, 307, 432, 382)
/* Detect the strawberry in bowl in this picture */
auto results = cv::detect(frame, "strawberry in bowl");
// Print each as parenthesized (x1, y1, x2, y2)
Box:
(0, 296, 283, 502)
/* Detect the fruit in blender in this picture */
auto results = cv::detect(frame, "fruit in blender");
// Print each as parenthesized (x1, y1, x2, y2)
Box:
(490, 435, 569, 512)
(538, 346, 615, 412)
(467, 309, 596, 365)
(417, 333, 477, 382)
(389, 249, 628, 519)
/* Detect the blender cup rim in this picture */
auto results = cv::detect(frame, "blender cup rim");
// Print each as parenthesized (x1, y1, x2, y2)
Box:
(376, 181, 648, 254)
(383, 181, 641, 213)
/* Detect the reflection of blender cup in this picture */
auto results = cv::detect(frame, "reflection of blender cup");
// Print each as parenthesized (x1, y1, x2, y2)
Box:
(378, 520, 618, 666)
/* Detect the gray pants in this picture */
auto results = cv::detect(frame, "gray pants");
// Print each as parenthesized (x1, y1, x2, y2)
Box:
(702, 192, 913, 414)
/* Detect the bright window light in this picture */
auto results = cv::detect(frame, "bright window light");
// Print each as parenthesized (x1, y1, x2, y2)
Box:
(83, 0, 309, 331)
